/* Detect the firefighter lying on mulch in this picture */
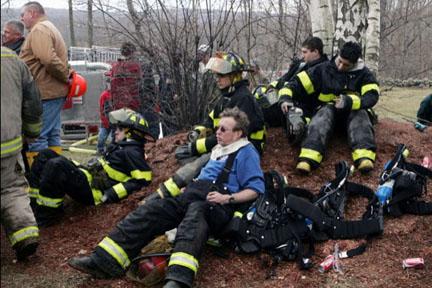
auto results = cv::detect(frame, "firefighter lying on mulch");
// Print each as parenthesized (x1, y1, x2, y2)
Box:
(27, 108, 154, 227)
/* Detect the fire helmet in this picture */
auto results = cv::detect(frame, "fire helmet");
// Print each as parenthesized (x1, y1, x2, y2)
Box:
(67, 72, 87, 98)
(109, 108, 155, 142)
(205, 51, 251, 75)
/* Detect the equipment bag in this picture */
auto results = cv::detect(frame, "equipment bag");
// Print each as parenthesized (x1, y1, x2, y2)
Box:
(229, 170, 315, 270)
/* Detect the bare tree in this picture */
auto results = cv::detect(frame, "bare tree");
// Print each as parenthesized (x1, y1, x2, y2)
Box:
(87, 0, 93, 47)
(69, 0, 76, 46)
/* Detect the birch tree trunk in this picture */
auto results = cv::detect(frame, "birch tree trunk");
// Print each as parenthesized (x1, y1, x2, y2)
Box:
(364, 0, 380, 76)
(68, 0, 76, 46)
(334, 0, 368, 52)
(87, 0, 93, 48)
(309, 0, 335, 56)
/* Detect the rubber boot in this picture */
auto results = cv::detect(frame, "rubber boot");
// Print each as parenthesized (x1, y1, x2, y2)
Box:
(25, 151, 39, 168)
(49, 146, 62, 155)
(14, 237, 39, 261)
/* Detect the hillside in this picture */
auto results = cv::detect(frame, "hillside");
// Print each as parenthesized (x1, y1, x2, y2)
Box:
(1, 119, 431, 288)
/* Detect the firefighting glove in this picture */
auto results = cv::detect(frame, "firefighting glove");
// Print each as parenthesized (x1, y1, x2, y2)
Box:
(335, 94, 353, 112)
(286, 107, 306, 145)
(175, 143, 194, 160)
(187, 130, 200, 142)
(101, 188, 119, 203)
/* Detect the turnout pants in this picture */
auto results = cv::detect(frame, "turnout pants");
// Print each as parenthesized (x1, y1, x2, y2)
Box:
(1, 154, 39, 249)
(92, 180, 237, 287)
(299, 105, 376, 167)
(28, 149, 95, 219)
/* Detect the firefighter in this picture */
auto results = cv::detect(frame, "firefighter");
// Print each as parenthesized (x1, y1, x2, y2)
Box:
(254, 36, 329, 143)
(175, 51, 266, 160)
(415, 93, 432, 131)
(68, 108, 265, 288)
(1, 46, 42, 260)
(279, 41, 380, 174)
(27, 108, 154, 226)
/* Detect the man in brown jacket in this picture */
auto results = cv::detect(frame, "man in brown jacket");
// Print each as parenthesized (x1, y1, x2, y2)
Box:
(20, 1, 69, 165)
(1, 46, 42, 260)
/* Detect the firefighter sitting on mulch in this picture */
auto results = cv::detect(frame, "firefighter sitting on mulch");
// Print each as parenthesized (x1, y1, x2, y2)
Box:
(68, 107, 265, 288)
(175, 51, 266, 161)
(27, 108, 154, 227)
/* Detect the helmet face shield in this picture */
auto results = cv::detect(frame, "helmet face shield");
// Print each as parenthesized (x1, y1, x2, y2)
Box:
(205, 57, 233, 75)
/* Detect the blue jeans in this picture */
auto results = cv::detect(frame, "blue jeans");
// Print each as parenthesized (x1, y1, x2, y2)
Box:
(97, 126, 113, 153)
(29, 97, 65, 152)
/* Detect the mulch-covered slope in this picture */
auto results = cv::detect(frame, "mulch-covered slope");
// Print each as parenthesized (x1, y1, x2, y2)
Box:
(1, 119, 431, 288)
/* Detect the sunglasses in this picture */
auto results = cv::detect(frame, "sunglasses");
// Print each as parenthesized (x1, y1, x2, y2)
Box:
(216, 125, 239, 133)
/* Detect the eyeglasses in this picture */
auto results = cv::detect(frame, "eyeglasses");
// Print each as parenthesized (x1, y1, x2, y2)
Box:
(216, 125, 239, 133)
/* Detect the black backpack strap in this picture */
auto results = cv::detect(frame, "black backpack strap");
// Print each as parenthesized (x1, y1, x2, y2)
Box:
(286, 194, 384, 239)
(404, 162, 432, 178)
(400, 200, 432, 215)
(215, 149, 240, 187)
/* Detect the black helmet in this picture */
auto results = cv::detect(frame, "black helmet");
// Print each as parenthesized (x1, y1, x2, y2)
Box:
(109, 108, 155, 142)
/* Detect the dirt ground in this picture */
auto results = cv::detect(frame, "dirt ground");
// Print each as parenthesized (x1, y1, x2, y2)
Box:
(1, 118, 432, 288)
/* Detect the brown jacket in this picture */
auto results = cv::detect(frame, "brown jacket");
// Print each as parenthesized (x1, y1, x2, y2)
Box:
(20, 16, 69, 100)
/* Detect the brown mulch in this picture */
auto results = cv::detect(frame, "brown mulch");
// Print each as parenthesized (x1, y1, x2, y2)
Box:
(1, 119, 431, 287)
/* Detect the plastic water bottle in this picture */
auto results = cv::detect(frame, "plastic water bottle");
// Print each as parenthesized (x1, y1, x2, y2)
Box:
(376, 179, 395, 205)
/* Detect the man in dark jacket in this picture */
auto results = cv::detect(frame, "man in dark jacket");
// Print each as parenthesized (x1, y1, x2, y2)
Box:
(2, 20, 25, 55)
(175, 51, 266, 159)
(68, 107, 265, 288)
(254, 37, 328, 144)
(279, 41, 380, 174)
(415, 94, 432, 131)
(27, 108, 154, 226)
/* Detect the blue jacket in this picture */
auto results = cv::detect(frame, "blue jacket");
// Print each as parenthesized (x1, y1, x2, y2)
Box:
(197, 144, 265, 194)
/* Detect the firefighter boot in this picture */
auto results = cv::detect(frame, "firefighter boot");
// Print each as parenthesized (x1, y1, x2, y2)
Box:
(358, 159, 374, 174)
(25, 151, 39, 168)
(296, 161, 311, 174)
(68, 256, 112, 279)
(14, 237, 39, 261)
(34, 206, 63, 227)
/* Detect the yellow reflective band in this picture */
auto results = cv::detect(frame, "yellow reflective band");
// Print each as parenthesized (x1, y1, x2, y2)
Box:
(234, 211, 243, 218)
(318, 93, 336, 102)
(36, 194, 64, 208)
(9, 226, 39, 246)
(79, 168, 103, 205)
(1, 53, 17, 58)
(98, 237, 131, 269)
(194, 126, 206, 134)
(1, 136, 23, 157)
(402, 148, 409, 159)
(278, 87, 292, 98)
(348, 94, 361, 110)
(22, 122, 42, 135)
(164, 178, 181, 197)
(352, 149, 376, 161)
(361, 83, 379, 95)
(305, 117, 311, 124)
(196, 138, 208, 154)
(113, 183, 128, 199)
(130, 169, 152, 181)
(168, 252, 199, 274)
(297, 71, 315, 95)
(299, 148, 323, 163)
(209, 110, 215, 121)
(269, 81, 278, 88)
(28, 187, 39, 199)
(99, 159, 131, 182)
(250, 129, 265, 140)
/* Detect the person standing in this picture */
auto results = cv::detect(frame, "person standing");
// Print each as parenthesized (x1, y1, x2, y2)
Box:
(1, 46, 42, 260)
(2, 20, 25, 55)
(97, 74, 113, 154)
(19, 1, 69, 165)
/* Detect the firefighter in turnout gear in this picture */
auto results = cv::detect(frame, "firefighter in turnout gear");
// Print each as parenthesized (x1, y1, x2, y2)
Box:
(254, 37, 328, 144)
(68, 108, 265, 288)
(175, 51, 266, 160)
(27, 108, 154, 227)
(279, 41, 380, 174)
(1, 46, 42, 260)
